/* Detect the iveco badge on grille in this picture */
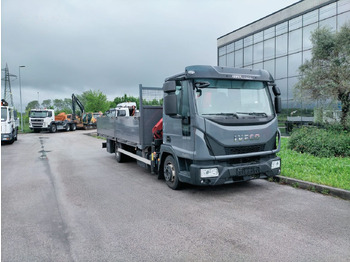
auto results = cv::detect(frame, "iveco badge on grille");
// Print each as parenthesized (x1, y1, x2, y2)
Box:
(234, 134, 260, 142)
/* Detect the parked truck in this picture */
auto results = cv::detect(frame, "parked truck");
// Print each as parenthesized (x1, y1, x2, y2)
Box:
(1, 99, 19, 144)
(97, 65, 282, 189)
(105, 102, 138, 117)
(29, 109, 77, 133)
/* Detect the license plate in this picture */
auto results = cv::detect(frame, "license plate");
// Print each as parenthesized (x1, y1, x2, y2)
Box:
(237, 167, 260, 176)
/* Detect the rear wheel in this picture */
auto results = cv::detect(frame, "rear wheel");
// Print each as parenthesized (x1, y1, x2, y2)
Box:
(115, 143, 126, 163)
(65, 124, 71, 132)
(70, 124, 76, 131)
(163, 155, 181, 190)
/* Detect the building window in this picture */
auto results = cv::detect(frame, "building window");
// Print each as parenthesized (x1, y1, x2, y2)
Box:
(338, 0, 350, 14)
(320, 2, 337, 20)
(235, 49, 243, 67)
(227, 43, 234, 53)
(264, 38, 275, 60)
(253, 42, 264, 63)
(303, 9, 318, 26)
(219, 55, 226, 66)
(263, 59, 275, 78)
(227, 52, 234, 67)
(244, 35, 253, 47)
(219, 46, 226, 56)
(264, 27, 275, 40)
(338, 11, 350, 29)
(289, 15, 302, 31)
(235, 39, 243, 50)
(289, 28, 302, 54)
(303, 23, 318, 50)
(276, 33, 288, 57)
(288, 52, 302, 77)
(244, 45, 253, 66)
(276, 21, 288, 35)
(275, 56, 288, 79)
(319, 16, 337, 32)
(254, 31, 264, 44)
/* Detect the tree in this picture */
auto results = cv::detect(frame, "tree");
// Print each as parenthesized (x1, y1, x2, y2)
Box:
(79, 90, 110, 112)
(41, 99, 52, 109)
(53, 99, 64, 111)
(25, 100, 40, 111)
(296, 24, 350, 130)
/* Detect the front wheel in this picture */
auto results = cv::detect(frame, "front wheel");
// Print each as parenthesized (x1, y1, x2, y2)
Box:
(50, 124, 57, 133)
(163, 155, 181, 190)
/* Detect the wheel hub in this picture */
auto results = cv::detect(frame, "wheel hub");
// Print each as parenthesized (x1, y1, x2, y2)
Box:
(164, 164, 174, 182)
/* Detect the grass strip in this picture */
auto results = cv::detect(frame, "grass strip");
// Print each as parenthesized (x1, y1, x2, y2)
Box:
(278, 137, 350, 191)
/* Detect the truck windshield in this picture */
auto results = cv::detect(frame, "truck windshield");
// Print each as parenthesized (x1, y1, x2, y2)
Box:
(1, 107, 7, 121)
(29, 111, 48, 118)
(194, 79, 274, 119)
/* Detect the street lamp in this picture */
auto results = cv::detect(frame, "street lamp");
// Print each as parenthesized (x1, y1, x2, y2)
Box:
(19, 65, 25, 132)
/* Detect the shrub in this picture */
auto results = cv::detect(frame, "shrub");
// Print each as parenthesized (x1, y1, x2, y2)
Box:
(288, 126, 350, 157)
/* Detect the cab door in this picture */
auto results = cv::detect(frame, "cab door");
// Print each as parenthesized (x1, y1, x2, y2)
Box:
(163, 80, 194, 159)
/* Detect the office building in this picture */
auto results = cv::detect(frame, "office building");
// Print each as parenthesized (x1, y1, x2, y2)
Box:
(217, 0, 350, 111)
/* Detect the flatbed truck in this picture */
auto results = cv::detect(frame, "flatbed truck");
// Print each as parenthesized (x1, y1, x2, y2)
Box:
(97, 65, 282, 189)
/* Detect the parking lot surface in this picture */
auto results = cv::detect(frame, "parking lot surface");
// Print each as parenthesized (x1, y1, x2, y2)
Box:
(2, 131, 350, 261)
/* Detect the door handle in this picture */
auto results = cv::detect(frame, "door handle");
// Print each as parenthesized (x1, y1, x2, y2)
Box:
(166, 136, 171, 143)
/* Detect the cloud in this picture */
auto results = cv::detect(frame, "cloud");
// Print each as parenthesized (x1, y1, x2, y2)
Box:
(2, 0, 297, 109)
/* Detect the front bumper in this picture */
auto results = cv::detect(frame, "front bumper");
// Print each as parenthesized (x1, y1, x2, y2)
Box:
(187, 156, 281, 186)
(1, 133, 13, 141)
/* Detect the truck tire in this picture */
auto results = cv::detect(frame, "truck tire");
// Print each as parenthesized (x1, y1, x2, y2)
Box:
(14, 128, 18, 141)
(9, 129, 16, 144)
(65, 124, 71, 132)
(50, 124, 57, 133)
(70, 124, 76, 131)
(115, 143, 126, 163)
(163, 155, 181, 190)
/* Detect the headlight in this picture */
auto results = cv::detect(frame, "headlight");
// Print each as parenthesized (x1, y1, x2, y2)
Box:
(200, 168, 219, 178)
(271, 160, 281, 169)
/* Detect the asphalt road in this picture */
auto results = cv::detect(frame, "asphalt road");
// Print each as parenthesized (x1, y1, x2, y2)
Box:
(2, 131, 350, 262)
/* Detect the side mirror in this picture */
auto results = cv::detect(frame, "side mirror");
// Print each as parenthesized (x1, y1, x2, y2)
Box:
(275, 96, 282, 114)
(163, 81, 176, 93)
(164, 94, 177, 116)
(272, 86, 281, 96)
(48, 111, 52, 117)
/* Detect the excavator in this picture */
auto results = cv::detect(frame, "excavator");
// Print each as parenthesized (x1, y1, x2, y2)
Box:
(71, 94, 97, 129)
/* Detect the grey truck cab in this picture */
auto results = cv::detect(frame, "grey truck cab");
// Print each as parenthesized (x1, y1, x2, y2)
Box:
(160, 65, 281, 188)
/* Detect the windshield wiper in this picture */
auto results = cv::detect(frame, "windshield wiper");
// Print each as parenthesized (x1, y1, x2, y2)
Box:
(236, 112, 268, 117)
(202, 113, 239, 119)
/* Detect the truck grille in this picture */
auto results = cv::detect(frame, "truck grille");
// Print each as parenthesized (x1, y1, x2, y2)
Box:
(225, 145, 265, 155)
(31, 119, 44, 127)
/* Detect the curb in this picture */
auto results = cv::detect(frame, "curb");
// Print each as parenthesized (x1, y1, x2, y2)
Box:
(273, 175, 350, 201)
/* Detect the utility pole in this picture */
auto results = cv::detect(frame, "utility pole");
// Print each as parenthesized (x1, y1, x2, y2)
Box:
(19, 65, 26, 132)
(1, 64, 16, 107)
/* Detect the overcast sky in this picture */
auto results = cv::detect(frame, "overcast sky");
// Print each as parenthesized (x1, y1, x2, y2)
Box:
(2, 0, 297, 110)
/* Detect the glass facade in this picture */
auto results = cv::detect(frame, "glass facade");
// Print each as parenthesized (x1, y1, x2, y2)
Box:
(218, 0, 350, 111)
